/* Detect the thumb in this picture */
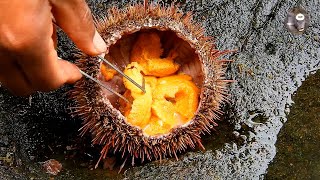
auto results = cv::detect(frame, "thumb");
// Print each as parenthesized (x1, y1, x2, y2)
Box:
(49, 0, 106, 56)
(57, 58, 82, 84)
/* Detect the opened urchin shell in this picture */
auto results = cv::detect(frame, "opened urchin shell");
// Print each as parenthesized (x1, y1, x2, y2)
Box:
(69, 1, 232, 167)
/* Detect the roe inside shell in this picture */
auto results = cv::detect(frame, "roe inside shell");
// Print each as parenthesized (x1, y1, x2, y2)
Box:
(98, 29, 204, 136)
(70, 2, 231, 166)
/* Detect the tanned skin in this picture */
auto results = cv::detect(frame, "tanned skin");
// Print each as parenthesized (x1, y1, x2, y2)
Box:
(0, 0, 107, 96)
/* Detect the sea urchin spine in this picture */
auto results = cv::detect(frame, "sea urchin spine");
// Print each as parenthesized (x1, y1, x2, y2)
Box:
(69, 0, 232, 169)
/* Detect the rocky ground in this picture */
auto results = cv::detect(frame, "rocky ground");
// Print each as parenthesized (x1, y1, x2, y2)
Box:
(0, 0, 319, 179)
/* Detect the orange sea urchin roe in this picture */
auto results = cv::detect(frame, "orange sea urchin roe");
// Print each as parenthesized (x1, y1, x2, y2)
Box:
(153, 75, 199, 121)
(120, 32, 200, 136)
(147, 75, 200, 134)
(130, 32, 180, 77)
(119, 75, 158, 128)
(122, 62, 153, 128)
(100, 63, 117, 81)
(143, 116, 172, 136)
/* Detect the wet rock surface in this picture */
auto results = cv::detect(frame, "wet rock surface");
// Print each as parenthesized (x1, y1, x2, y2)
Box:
(0, 0, 319, 179)
(266, 71, 320, 179)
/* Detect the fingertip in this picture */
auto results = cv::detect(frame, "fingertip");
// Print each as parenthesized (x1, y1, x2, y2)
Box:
(50, 0, 107, 56)
(57, 60, 82, 84)
(76, 29, 107, 56)
(93, 30, 107, 54)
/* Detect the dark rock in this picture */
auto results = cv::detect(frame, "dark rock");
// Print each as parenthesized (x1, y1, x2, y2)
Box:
(0, 0, 319, 179)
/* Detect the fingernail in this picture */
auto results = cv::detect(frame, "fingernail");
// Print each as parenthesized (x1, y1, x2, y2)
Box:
(93, 30, 107, 53)
(98, 53, 106, 60)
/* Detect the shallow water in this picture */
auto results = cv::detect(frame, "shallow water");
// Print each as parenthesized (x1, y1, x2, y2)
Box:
(266, 70, 320, 179)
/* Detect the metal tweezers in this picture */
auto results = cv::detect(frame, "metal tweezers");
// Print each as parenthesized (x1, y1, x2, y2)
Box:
(78, 56, 146, 103)
(53, 21, 145, 103)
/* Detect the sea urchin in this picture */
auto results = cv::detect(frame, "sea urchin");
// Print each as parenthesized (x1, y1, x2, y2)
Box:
(69, 0, 232, 168)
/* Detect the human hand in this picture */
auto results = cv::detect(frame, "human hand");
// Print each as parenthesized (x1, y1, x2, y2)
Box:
(0, 0, 107, 96)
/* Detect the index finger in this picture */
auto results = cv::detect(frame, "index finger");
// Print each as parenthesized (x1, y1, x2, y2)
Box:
(50, 0, 107, 56)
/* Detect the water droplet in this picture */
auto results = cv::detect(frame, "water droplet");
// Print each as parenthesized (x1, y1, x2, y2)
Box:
(284, 7, 310, 35)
